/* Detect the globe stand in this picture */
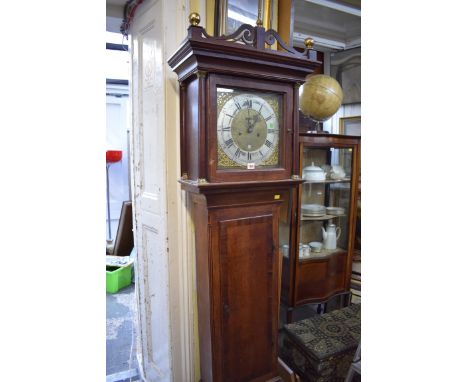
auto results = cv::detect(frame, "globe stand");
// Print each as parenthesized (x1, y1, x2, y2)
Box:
(305, 117, 329, 134)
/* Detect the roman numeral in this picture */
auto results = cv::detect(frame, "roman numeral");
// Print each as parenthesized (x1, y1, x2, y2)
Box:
(234, 100, 241, 110)
(235, 148, 241, 158)
(265, 115, 273, 121)
(222, 126, 230, 131)
(258, 104, 263, 113)
(245, 99, 252, 108)
(225, 113, 234, 118)
(259, 150, 264, 157)
(225, 138, 234, 148)
(247, 152, 252, 160)
(267, 128, 278, 133)
(265, 140, 273, 148)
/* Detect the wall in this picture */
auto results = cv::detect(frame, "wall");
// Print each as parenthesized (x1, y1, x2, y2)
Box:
(106, 83, 131, 240)
(329, 103, 361, 134)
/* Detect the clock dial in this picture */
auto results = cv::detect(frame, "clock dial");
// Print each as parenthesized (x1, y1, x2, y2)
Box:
(217, 89, 281, 168)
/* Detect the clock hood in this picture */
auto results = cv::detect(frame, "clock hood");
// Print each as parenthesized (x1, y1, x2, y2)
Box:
(168, 24, 322, 84)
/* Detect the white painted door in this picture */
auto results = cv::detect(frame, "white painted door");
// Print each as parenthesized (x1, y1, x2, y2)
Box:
(129, 1, 198, 381)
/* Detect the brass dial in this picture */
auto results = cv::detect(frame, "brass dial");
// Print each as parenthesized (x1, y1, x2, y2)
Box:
(217, 90, 280, 167)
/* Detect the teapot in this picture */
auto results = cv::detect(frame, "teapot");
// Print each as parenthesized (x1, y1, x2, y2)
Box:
(321, 222, 342, 250)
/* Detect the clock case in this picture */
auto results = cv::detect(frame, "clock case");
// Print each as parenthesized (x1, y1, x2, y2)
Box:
(168, 23, 321, 184)
(168, 22, 321, 382)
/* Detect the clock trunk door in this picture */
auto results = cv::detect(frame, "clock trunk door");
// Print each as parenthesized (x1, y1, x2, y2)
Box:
(212, 208, 280, 382)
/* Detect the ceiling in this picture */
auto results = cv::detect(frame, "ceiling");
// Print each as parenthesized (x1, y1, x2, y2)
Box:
(293, 0, 360, 51)
(106, 0, 360, 52)
(107, 0, 127, 33)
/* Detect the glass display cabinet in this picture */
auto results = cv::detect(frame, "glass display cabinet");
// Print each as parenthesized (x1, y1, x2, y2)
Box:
(281, 133, 360, 323)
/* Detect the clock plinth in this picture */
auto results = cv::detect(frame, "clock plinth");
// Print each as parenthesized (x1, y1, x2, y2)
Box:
(169, 18, 318, 382)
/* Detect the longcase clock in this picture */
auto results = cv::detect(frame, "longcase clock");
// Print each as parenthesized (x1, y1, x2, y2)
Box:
(168, 13, 321, 382)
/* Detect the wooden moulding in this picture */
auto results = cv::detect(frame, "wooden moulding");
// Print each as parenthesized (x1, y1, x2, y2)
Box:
(168, 24, 322, 84)
(178, 178, 303, 195)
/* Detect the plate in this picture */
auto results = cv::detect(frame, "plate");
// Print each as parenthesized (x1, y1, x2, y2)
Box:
(326, 207, 345, 215)
(302, 203, 326, 215)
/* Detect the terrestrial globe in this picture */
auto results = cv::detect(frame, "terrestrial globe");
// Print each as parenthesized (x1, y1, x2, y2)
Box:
(300, 74, 343, 122)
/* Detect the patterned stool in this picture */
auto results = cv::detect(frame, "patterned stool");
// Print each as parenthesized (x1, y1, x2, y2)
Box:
(280, 304, 361, 382)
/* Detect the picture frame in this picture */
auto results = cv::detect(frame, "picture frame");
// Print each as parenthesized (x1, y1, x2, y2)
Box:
(339, 116, 361, 136)
(215, 0, 272, 36)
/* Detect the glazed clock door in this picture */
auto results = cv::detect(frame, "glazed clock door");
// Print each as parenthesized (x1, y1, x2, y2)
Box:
(208, 74, 293, 182)
(210, 204, 280, 382)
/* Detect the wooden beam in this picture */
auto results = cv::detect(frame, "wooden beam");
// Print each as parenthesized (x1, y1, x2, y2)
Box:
(278, 0, 294, 50)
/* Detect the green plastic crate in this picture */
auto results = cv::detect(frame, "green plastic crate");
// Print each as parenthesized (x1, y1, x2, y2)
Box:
(106, 263, 133, 293)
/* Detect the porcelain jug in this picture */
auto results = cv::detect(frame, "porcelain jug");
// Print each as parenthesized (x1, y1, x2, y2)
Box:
(330, 165, 346, 180)
(321, 223, 342, 250)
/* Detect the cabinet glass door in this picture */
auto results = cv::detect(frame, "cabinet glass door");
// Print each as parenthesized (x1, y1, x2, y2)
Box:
(299, 145, 354, 261)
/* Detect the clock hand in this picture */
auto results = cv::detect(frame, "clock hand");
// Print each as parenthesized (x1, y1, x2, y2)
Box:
(247, 120, 253, 134)
(248, 108, 261, 133)
(246, 110, 254, 134)
(247, 112, 260, 134)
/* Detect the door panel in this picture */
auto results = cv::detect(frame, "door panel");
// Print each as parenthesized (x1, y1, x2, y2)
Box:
(296, 252, 347, 304)
(217, 214, 277, 382)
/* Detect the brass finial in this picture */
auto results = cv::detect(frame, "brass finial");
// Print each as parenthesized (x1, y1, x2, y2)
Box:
(304, 37, 314, 49)
(189, 12, 201, 26)
(256, 0, 263, 26)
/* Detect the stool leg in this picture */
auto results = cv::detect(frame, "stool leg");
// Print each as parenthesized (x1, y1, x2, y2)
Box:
(344, 367, 355, 382)
(286, 308, 293, 324)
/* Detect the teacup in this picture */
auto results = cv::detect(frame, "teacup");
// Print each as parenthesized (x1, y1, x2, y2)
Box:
(308, 241, 322, 253)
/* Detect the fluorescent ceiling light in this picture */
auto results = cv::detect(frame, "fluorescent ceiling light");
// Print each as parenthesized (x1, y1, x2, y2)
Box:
(228, 10, 256, 25)
(304, 0, 361, 17)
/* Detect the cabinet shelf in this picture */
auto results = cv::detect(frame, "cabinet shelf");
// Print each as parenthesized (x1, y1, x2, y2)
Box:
(298, 247, 346, 262)
(301, 214, 345, 221)
(303, 178, 351, 184)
